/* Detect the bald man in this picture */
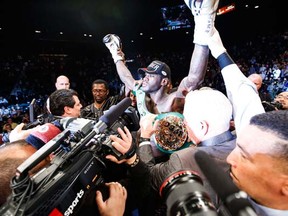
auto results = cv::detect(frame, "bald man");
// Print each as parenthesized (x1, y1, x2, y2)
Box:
(46, 75, 71, 112)
(248, 73, 263, 91)
(55, 75, 70, 90)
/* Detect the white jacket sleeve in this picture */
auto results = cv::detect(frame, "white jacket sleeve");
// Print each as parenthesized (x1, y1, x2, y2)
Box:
(221, 64, 265, 134)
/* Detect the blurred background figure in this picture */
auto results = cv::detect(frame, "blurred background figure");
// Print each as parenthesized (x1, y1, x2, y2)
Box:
(248, 73, 263, 91)
(0, 96, 8, 107)
(80, 79, 124, 122)
(55, 75, 70, 90)
(46, 75, 70, 113)
(273, 91, 288, 110)
(1, 123, 12, 144)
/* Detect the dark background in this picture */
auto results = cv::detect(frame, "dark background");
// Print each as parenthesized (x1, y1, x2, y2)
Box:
(0, 0, 286, 55)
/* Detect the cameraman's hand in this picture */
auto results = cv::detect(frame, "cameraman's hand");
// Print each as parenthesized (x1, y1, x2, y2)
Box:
(9, 123, 39, 143)
(106, 126, 135, 164)
(96, 182, 127, 216)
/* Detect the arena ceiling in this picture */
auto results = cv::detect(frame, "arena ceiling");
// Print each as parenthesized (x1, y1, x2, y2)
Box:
(0, 0, 286, 53)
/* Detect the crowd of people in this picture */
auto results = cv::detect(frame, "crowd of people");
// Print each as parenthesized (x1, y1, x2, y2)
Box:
(0, 0, 288, 215)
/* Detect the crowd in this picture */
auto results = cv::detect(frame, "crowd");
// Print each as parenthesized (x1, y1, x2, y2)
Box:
(0, 0, 288, 215)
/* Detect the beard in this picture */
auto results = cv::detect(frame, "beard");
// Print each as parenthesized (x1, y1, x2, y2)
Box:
(95, 97, 106, 104)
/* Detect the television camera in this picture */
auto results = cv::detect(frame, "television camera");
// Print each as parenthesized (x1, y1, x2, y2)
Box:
(0, 97, 139, 216)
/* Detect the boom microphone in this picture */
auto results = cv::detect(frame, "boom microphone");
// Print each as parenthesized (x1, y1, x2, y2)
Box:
(195, 150, 257, 216)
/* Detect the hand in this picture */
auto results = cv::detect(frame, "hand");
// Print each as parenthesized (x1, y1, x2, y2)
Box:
(133, 80, 143, 91)
(9, 123, 39, 143)
(96, 182, 127, 216)
(184, 0, 220, 45)
(139, 113, 158, 138)
(103, 34, 125, 63)
(105, 126, 135, 164)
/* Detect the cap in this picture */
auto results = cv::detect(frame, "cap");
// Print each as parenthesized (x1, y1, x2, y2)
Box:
(138, 60, 171, 80)
(25, 123, 62, 149)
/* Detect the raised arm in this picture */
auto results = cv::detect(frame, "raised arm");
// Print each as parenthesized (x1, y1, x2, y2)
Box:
(177, 46, 209, 97)
(176, 0, 219, 97)
(207, 29, 265, 134)
(103, 34, 137, 91)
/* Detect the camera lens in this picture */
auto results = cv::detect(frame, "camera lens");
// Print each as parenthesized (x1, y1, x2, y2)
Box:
(160, 170, 218, 216)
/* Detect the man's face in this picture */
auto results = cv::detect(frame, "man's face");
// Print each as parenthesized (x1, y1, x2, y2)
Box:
(141, 73, 163, 93)
(253, 80, 262, 91)
(274, 92, 288, 110)
(55, 77, 70, 90)
(92, 84, 109, 104)
(66, 95, 82, 117)
(226, 125, 285, 205)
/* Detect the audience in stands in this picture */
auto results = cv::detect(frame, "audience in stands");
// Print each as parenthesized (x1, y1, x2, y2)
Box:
(0, 7, 287, 216)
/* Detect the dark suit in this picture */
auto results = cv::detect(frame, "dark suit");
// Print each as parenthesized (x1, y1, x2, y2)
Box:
(138, 130, 236, 210)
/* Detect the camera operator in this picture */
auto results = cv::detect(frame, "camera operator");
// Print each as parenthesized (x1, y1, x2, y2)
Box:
(100, 126, 151, 216)
(49, 88, 82, 119)
(0, 117, 149, 216)
(8, 89, 83, 147)
(0, 139, 128, 216)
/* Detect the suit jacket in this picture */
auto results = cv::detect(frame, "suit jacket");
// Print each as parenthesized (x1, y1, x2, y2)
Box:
(138, 130, 236, 207)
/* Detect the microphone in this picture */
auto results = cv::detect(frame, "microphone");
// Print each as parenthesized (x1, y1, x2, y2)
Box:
(93, 97, 132, 133)
(195, 150, 257, 216)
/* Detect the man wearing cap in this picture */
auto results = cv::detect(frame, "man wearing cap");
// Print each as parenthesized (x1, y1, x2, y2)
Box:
(103, 0, 215, 116)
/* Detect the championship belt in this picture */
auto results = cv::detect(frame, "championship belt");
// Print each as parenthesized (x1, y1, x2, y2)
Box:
(135, 84, 194, 153)
(153, 112, 193, 154)
(135, 87, 152, 118)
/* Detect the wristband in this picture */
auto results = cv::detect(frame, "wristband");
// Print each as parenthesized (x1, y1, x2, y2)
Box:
(128, 154, 140, 168)
(139, 137, 150, 143)
(217, 52, 235, 70)
(124, 141, 136, 159)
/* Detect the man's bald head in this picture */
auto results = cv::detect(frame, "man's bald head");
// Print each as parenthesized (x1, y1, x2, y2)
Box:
(248, 73, 263, 91)
(55, 75, 70, 90)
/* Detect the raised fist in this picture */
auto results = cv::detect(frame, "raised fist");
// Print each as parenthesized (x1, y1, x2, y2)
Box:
(103, 34, 124, 63)
(184, 0, 220, 45)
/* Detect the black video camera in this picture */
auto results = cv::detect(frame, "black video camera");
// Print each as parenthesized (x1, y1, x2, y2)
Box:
(0, 98, 139, 216)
